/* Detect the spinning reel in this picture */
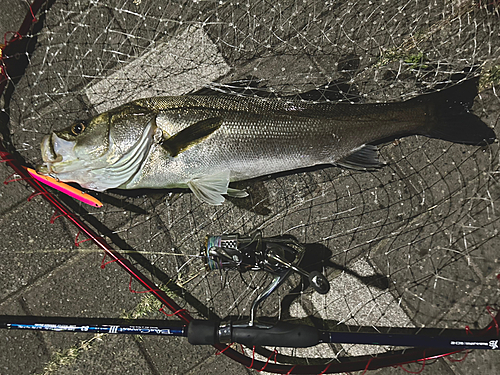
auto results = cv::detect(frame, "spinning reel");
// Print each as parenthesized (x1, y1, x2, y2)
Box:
(202, 231, 330, 327)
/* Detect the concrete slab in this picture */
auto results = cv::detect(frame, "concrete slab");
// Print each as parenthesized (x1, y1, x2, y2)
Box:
(0, 162, 32, 215)
(0, 199, 76, 302)
(138, 335, 214, 374)
(0, 300, 51, 375)
(447, 349, 500, 375)
(85, 25, 231, 112)
(51, 335, 153, 375)
(0, 0, 25, 38)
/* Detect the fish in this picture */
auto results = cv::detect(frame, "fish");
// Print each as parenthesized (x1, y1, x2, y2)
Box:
(38, 78, 496, 205)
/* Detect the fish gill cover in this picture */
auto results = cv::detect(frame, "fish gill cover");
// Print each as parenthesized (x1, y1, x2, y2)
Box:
(0, 0, 500, 373)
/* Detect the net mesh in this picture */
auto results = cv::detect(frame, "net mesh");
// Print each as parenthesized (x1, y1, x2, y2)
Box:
(2, 0, 500, 369)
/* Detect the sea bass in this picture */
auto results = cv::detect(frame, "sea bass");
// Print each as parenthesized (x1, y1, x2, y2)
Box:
(39, 78, 496, 205)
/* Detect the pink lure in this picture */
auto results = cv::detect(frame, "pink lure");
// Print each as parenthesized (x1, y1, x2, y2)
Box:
(26, 167, 103, 208)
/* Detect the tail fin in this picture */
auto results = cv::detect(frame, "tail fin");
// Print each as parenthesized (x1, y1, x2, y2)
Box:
(411, 78, 496, 146)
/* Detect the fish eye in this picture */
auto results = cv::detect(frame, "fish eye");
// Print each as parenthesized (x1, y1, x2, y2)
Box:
(71, 121, 86, 136)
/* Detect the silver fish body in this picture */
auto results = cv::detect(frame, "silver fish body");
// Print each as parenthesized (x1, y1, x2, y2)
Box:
(39, 79, 495, 204)
(125, 96, 414, 186)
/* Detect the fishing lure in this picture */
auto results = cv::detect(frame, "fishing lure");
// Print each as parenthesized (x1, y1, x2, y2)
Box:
(25, 167, 103, 208)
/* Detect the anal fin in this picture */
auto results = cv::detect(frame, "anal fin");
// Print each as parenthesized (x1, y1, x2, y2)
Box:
(187, 172, 250, 204)
(336, 144, 383, 170)
(187, 170, 230, 205)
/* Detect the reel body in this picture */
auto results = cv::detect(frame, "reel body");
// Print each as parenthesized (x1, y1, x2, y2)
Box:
(203, 232, 330, 327)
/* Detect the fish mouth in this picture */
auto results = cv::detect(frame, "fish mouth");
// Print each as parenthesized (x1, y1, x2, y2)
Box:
(39, 132, 76, 174)
(41, 133, 60, 164)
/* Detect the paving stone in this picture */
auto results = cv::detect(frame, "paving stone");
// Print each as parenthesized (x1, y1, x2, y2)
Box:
(53, 335, 153, 375)
(0, 0, 25, 37)
(19, 251, 144, 349)
(0, 163, 32, 215)
(187, 350, 257, 375)
(1, 1, 499, 375)
(138, 335, 214, 375)
(0, 199, 76, 302)
(372, 357, 456, 375)
(0, 300, 51, 375)
(446, 349, 500, 375)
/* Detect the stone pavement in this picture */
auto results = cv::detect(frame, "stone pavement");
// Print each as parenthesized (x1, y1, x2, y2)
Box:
(1, 1, 500, 374)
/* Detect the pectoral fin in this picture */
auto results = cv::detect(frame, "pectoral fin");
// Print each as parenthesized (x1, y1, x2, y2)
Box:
(187, 170, 230, 205)
(161, 117, 222, 157)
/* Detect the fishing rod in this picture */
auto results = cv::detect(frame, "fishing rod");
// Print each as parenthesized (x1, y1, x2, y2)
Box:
(2, 314, 499, 351)
(2, 232, 499, 351)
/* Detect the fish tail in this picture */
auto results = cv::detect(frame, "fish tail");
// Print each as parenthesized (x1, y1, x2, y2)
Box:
(414, 77, 495, 145)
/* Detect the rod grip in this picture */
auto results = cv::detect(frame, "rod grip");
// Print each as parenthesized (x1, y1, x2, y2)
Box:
(187, 320, 320, 347)
(187, 320, 218, 345)
(233, 322, 320, 347)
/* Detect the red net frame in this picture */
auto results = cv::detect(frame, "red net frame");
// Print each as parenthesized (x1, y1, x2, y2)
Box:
(1, 1, 499, 373)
